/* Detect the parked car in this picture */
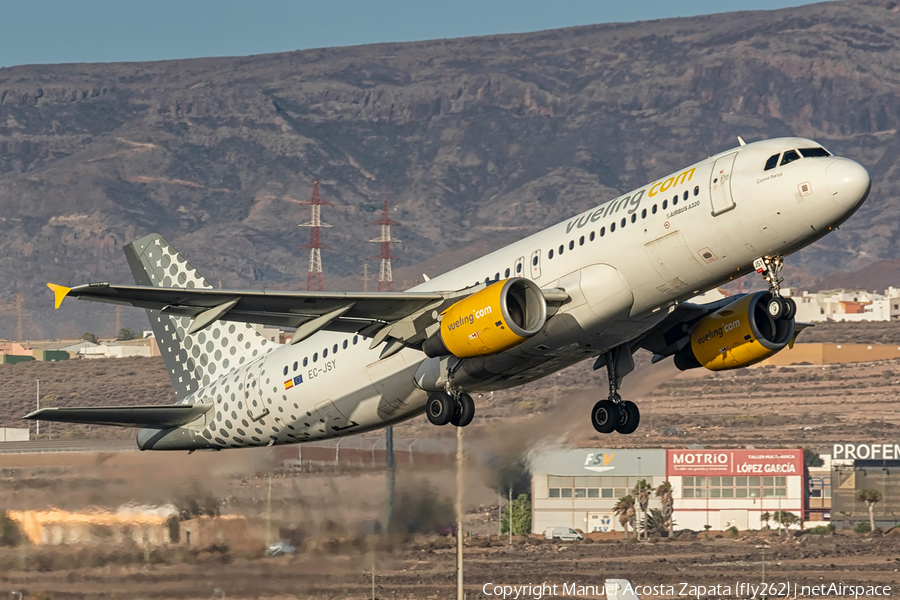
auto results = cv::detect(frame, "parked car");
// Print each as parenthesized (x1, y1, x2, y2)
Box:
(545, 527, 583, 541)
(265, 541, 296, 556)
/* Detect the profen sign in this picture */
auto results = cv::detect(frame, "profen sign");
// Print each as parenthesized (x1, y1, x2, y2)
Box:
(666, 449, 803, 476)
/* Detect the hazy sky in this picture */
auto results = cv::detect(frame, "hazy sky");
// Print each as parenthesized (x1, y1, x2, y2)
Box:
(1, 0, 824, 68)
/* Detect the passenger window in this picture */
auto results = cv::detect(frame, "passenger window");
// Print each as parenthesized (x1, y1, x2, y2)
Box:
(620, 218, 625, 228)
(799, 147, 831, 158)
(532, 256, 538, 266)
(323, 348, 328, 358)
(548, 249, 554, 259)
(517, 262, 523, 273)
(652, 205, 657, 214)
(683, 190, 688, 201)
(283, 366, 288, 376)
(663, 200, 668, 210)
(505, 267, 510, 277)
(600, 227, 606, 237)
(694, 186, 699, 196)
(673, 196, 678, 206)
(303, 357, 308, 367)
(293, 361, 298, 371)
(781, 150, 801, 166)
(589, 231, 595, 241)
(333, 343, 338, 353)
(610, 222, 616, 232)
(641, 208, 647, 219)
(342, 340, 348, 349)
(631, 213, 637, 223)
(313, 353, 318, 363)
(568, 240, 574, 250)
(559, 244, 564, 255)
(579, 235, 584, 246)
(353, 336, 358, 345)
(764, 154, 780, 171)
(494, 272, 500, 280)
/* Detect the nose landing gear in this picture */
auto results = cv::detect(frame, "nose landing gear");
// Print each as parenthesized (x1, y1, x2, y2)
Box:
(426, 389, 475, 428)
(591, 346, 641, 435)
(754, 256, 796, 320)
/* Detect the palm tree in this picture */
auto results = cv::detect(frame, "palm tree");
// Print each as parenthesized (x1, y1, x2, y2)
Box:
(655, 481, 674, 536)
(613, 495, 636, 540)
(856, 489, 883, 533)
(760, 511, 771, 530)
(632, 479, 651, 539)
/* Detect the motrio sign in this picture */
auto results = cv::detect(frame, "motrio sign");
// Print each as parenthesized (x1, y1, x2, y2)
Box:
(833, 443, 900, 461)
(666, 449, 803, 476)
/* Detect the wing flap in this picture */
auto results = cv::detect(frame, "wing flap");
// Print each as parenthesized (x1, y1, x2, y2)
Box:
(23, 403, 213, 429)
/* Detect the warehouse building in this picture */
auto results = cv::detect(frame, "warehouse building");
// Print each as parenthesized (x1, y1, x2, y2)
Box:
(530, 448, 666, 534)
(831, 442, 900, 528)
(531, 447, 805, 533)
(667, 449, 804, 531)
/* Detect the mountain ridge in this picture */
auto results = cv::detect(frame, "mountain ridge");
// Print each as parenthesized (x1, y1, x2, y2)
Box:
(1, 0, 899, 338)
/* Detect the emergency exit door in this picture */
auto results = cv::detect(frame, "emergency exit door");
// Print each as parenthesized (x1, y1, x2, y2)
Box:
(710, 152, 737, 216)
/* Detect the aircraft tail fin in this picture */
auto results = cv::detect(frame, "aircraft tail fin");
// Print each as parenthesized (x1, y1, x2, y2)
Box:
(124, 233, 275, 402)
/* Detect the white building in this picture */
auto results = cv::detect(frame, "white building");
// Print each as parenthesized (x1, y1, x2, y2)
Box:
(530, 448, 666, 534)
(786, 288, 897, 322)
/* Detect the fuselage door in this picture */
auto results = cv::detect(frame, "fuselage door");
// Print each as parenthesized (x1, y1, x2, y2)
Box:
(244, 359, 269, 421)
(530, 250, 542, 279)
(515, 256, 525, 278)
(710, 152, 738, 216)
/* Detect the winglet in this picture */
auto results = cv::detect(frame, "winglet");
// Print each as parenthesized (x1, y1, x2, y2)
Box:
(46, 283, 71, 309)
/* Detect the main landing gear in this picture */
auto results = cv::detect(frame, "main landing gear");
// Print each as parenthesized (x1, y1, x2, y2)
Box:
(591, 346, 641, 435)
(753, 256, 796, 320)
(426, 389, 475, 428)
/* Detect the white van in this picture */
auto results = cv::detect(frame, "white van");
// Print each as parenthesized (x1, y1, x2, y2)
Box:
(545, 527, 583, 541)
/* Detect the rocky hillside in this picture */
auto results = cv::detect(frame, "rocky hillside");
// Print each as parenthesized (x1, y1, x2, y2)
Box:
(2, 0, 900, 338)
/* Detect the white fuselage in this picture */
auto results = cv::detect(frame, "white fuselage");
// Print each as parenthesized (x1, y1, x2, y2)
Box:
(137, 137, 870, 450)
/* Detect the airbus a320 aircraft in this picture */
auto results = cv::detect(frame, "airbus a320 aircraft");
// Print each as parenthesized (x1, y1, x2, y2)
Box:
(32, 137, 870, 451)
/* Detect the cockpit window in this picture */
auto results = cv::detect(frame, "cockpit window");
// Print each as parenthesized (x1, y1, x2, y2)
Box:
(764, 154, 780, 171)
(780, 149, 801, 166)
(799, 147, 831, 158)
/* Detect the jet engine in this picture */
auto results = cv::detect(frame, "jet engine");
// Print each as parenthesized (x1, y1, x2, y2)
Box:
(674, 291, 795, 371)
(422, 278, 547, 358)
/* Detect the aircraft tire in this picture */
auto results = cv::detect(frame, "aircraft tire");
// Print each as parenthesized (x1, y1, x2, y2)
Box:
(591, 399, 619, 434)
(615, 400, 641, 435)
(451, 393, 475, 427)
(426, 392, 454, 426)
(767, 297, 784, 319)
(782, 297, 797, 320)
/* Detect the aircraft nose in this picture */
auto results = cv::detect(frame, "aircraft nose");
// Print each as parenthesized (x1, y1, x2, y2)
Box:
(826, 158, 871, 209)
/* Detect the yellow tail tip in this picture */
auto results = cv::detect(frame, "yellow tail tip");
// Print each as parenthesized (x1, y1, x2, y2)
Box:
(46, 283, 71, 309)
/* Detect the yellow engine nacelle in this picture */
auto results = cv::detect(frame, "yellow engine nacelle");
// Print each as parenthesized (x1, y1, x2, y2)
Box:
(674, 291, 795, 371)
(423, 278, 547, 358)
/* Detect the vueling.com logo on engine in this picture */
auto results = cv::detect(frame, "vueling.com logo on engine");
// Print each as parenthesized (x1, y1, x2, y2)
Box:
(696, 319, 740, 345)
(446, 306, 493, 332)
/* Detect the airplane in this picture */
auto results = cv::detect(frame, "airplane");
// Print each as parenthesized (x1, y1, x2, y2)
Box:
(31, 136, 870, 451)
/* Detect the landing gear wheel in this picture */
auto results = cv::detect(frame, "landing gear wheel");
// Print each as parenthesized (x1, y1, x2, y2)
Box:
(451, 393, 475, 427)
(591, 399, 620, 434)
(766, 297, 784, 319)
(426, 391, 454, 426)
(615, 401, 641, 435)
(782, 297, 797, 320)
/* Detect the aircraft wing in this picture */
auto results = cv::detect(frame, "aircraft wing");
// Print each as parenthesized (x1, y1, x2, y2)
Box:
(47, 280, 568, 351)
(23, 403, 212, 428)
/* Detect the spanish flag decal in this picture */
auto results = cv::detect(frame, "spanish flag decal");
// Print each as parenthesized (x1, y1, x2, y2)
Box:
(284, 375, 303, 390)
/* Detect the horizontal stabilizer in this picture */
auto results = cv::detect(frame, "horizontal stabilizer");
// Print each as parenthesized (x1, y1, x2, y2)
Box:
(23, 403, 212, 429)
